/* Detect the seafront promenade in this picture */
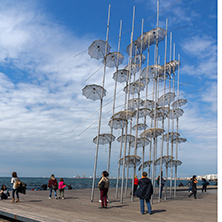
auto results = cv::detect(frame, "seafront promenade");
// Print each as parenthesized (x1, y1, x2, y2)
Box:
(0, 186, 217, 222)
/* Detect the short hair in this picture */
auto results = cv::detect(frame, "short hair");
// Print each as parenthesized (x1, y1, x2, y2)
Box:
(102, 171, 109, 177)
(60, 178, 64, 181)
(12, 172, 17, 177)
(142, 172, 147, 177)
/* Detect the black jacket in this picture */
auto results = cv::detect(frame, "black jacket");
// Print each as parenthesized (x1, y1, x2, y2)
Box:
(134, 177, 153, 200)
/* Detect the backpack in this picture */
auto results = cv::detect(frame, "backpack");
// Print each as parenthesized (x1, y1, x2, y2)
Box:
(15, 180, 21, 188)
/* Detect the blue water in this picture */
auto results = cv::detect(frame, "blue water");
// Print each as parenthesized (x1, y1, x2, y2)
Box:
(0, 177, 216, 191)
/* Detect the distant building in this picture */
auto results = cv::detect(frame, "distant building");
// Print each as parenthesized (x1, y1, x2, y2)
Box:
(197, 174, 217, 180)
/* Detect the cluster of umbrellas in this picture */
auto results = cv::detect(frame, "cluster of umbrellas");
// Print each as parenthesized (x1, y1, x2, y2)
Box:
(82, 3, 188, 203)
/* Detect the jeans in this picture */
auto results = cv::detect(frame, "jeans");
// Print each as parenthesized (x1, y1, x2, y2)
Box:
(159, 185, 164, 199)
(140, 199, 152, 214)
(49, 187, 57, 198)
(12, 189, 19, 199)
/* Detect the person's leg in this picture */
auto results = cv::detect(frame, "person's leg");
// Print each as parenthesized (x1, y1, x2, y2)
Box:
(53, 190, 57, 198)
(58, 189, 61, 198)
(204, 185, 207, 192)
(194, 190, 197, 199)
(202, 186, 204, 193)
(61, 190, 64, 199)
(100, 190, 104, 207)
(146, 199, 152, 214)
(103, 189, 108, 207)
(15, 189, 19, 202)
(140, 199, 144, 214)
(160, 185, 163, 199)
(49, 187, 52, 198)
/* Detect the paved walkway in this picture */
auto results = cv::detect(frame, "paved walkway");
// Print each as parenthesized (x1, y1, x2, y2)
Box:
(0, 187, 217, 222)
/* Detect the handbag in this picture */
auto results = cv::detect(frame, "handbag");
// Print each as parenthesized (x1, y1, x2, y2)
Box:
(52, 184, 58, 190)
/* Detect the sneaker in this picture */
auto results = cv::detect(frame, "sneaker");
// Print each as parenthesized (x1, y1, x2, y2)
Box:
(55, 197, 57, 199)
(99, 200, 102, 202)
(62, 197, 64, 199)
(49, 197, 51, 199)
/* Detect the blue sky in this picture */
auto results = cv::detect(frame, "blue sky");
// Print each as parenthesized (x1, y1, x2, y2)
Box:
(0, 0, 217, 178)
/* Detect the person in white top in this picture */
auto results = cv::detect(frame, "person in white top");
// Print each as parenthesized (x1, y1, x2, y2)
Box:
(11, 172, 19, 203)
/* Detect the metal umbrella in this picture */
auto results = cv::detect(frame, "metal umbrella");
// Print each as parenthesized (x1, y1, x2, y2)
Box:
(158, 92, 176, 106)
(113, 69, 130, 83)
(111, 110, 133, 120)
(88, 39, 111, 60)
(117, 134, 135, 143)
(141, 65, 165, 80)
(103, 52, 124, 68)
(137, 77, 150, 86)
(93, 133, 115, 145)
(154, 155, 174, 166)
(168, 108, 184, 119)
(172, 99, 187, 108)
(132, 108, 151, 118)
(132, 54, 146, 65)
(171, 137, 187, 144)
(164, 60, 180, 75)
(140, 127, 165, 138)
(119, 155, 141, 168)
(128, 98, 144, 111)
(126, 40, 146, 56)
(166, 160, 182, 167)
(82, 84, 106, 101)
(108, 118, 127, 130)
(162, 132, 180, 141)
(149, 107, 169, 121)
(125, 64, 140, 74)
(130, 137, 150, 148)
(138, 160, 152, 171)
(143, 99, 158, 109)
(123, 82, 145, 95)
(132, 123, 148, 131)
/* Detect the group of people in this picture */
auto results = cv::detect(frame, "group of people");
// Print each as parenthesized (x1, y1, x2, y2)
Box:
(48, 174, 66, 199)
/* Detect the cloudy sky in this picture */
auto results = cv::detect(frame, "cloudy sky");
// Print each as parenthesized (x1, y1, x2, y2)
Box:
(0, 0, 217, 178)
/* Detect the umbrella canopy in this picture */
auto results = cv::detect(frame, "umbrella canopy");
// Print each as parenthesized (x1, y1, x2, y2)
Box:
(117, 134, 135, 143)
(158, 92, 176, 106)
(88, 39, 111, 60)
(132, 54, 146, 65)
(138, 160, 152, 171)
(113, 69, 130, 83)
(137, 27, 167, 46)
(143, 99, 158, 109)
(149, 107, 169, 120)
(132, 123, 148, 131)
(128, 98, 144, 111)
(141, 65, 165, 80)
(126, 40, 146, 56)
(93, 133, 115, 145)
(168, 108, 184, 119)
(166, 160, 182, 167)
(172, 99, 188, 108)
(123, 82, 145, 95)
(133, 108, 151, 118)
(136, 77, 150, 86)
(154, 155, 174, 166)
(130, 137, 150, 148)
(103, 52, 124, 68)
(164, 60, 180, 75)
(108, 118, 127, 130)
(82, 84, 106, 101)
(125, 64, 140, 74)
(171, 137, 187, 144)
(162, 132, 180, 141)
(119, 155, 141, 168)
(140, 127, 165, 138)
(111, 110, 133, 120)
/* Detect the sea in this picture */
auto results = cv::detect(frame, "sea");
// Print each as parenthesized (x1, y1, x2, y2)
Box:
(0, 177, 217, 191)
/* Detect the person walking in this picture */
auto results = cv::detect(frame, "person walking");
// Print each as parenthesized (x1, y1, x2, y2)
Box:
(48, 174, 58, 199)
(98, 171, 109, 209)
(134, 172, 153, 215)
(202, 178, 209, 193)
(58, 178, 66, 199)
(188, 175, 198, 199)
(157, 169, 166, 199)
(11, 172, 20, 203)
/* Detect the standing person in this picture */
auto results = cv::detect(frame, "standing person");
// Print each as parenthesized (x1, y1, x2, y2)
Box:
(0, 185, 9, 200)
(11, 172, 20, 203)
(188, 175, 198, 199)
(98, 171, 109, 209)
(58, 178, 66, 199)
(202, 178, 209, 193)
(157, 170, 166, 199)
(48, 174, 58, 199)
(133, 175, 139, 196)
(134, 172, 153, 215)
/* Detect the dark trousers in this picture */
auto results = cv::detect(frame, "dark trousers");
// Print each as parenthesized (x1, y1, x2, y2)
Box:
(12, 189, 19, 199)
(202, 185, 207, 192)
(100, 188, 108, 207)
(1, 193, 8, 200)
(189, 188, 197, 198)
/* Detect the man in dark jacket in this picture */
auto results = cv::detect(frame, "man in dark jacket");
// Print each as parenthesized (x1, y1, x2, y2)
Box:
(134, 172, 153, 214)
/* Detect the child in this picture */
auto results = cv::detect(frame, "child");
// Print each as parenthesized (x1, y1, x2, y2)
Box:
(58, 178, 66, 199)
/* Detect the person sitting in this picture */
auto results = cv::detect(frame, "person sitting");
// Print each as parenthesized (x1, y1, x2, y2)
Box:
(1, 185, 9, 200)
(178, 182, 184, 187)
(41, 183, 47, 190)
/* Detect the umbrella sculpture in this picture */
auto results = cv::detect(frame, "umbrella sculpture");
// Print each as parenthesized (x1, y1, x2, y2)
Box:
(149, 107, 169, 121)
(128, 98, 144, 111)
(132, 123, 148, 131)
(108, 118, 127, 130)
(168, 108, 184, 119)
(117, 134, 135, 143)
(113, 69, 130, 83)
(125, 63, 140, 74)
(82, 84, 106, 101)
(164, 60, 180, 75)
(158, 92, 176, 107)
(130, 137, 150, 148)
(93, 133, 115, 145)
(132, 54, 146, 65)
(119, 155, 141, 168)
(103, 52, 124, 68)
(138, 160, 152, 171)
(132, 108, 151, 118)
(171, 99, 187, 108)
(88, 39, 111, 60)
(141, 64, 165, 80)
(123, 82, 145, 95)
